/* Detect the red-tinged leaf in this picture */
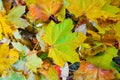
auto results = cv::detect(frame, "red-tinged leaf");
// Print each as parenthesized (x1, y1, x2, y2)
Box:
(54, 65, 61, 77)
(29, 4, 49, 21)
(27, 0, 63, 21)
(98, 69, 115, 80)
(74, 61, 115, 80)
(38, 64, 60, 80)
(74, 61, 98, 80)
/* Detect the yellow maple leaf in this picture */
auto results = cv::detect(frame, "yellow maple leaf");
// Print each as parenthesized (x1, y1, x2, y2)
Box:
(0, 14, 13, 40)
(67, 0, 120, 21)
(0, 43, 19, 73)
(67, 0, 105, 19)
(9, 49, 19, 65)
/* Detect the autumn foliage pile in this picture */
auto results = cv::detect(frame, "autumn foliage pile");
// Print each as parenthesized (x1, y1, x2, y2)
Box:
(0, 0, 120, 80)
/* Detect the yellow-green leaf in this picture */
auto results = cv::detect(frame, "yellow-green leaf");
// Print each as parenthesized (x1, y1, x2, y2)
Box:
(26, 52, 43, 72)
(42, 19, 86, 67)
(6, 6, 29, 29)
(86, 47, 118, 70)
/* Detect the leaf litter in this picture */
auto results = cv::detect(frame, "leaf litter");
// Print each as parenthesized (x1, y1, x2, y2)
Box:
(0, 0, 120, 79)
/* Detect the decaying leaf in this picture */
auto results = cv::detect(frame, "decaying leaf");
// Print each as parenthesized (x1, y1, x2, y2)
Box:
(0, 0, 120, 79)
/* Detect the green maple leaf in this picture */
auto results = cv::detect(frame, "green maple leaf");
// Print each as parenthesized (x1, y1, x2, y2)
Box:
(5, 6, 29, 29)
(42, 19, 86, 67)
(86, 47, 118, 70)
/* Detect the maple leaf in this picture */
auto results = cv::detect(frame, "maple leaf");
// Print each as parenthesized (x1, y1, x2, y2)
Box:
(25, 0, 63, 21)
(0, 43, 19, 74)
(66, 0, 120, 21)
(5, 6, 29, 29)
(26, 51, 43, 72)
(67, 0, 105, 19)
(42, 19, 86, 67)
(0, 14, 12, 40)
(74, 61, 115, 80)
(38, 63, 59, 80)
(86, 47, 118, 70)
(9, 49, 19, 65)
